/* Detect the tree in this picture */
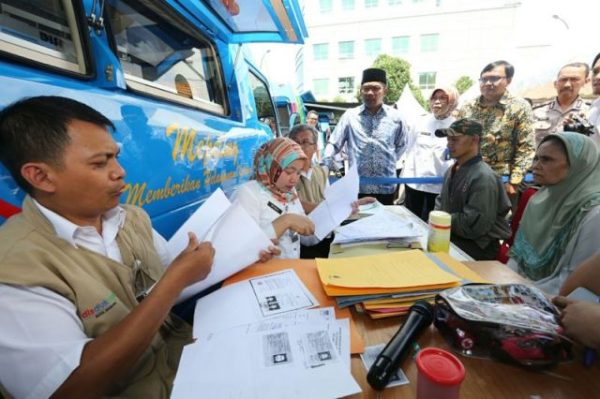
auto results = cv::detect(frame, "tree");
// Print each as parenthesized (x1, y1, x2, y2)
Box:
(356, 54, 426, 107)
(454, 75, 474, 95)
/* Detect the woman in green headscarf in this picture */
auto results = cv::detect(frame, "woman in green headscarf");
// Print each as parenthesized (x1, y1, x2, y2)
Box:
(509, 132, 600, 295)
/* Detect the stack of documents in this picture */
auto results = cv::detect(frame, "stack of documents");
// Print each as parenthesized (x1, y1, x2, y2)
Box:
(316, 250, 487, 319)
(332, 208, 425, 246)
(172, 269, 361, 399)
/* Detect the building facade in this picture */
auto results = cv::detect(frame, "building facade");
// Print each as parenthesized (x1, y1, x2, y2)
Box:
(299, 0, 530, 101)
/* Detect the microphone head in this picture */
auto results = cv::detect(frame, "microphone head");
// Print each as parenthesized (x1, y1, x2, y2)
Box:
(410, 300, 434, 325)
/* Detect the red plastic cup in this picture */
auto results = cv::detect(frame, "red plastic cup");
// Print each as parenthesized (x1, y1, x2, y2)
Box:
(416, 347, 465, 399)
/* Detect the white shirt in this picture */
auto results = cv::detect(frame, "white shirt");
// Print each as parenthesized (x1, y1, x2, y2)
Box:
(402, 113, 455, 194)
(230, 181, 318, 259)
(588, 98, 600, 149)
(0, 201, 171, 399)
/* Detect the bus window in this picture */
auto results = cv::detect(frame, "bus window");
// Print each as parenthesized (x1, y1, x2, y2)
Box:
(105, 0, 226, 114)
(0, 0, 87, 74)
(248, 70, 278, 134)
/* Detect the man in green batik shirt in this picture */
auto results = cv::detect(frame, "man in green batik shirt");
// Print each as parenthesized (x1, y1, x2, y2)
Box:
(457, 60, 535, 199)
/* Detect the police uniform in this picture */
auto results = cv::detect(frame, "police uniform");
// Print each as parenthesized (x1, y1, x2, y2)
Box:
(588, 97, 600, 149)
(532, 97, 591, 147)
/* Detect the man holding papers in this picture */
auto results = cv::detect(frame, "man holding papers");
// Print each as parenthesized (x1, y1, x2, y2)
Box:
(0, 97, 216, 398)
(434, 118, 511, 260)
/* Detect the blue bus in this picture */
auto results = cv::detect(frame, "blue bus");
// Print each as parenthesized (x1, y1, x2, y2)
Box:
(0, 0, 307, 237)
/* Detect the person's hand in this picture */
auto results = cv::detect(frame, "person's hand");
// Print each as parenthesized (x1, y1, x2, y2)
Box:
(505, 182, 518, 197)
(357, 196, 376, 205)
(258, 245, 281, 263)
(283, 214, 315, 235)
(553, 296, 600, 349)
(350, 196, 377, 215)
(350, 201, 359, 215)
(168, 232, 214, 289)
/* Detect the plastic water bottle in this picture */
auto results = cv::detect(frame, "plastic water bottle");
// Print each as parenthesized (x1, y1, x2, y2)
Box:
(427, 211, 451, 253)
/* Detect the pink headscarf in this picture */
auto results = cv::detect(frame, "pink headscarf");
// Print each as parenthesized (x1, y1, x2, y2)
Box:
(253, 137, 307, 204)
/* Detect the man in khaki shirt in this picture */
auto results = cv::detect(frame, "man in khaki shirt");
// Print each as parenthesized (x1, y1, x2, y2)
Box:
(457, 60, 534, 199)
(533, 62, 591, 147)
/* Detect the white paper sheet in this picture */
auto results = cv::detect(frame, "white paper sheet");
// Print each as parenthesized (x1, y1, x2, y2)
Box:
(358, 200, 385, 215)
(309, 164, 359, 240)
(172, 320, 360, 399)
(167, 188, 273, 302)
(166, 188, 230, 256)
(333, 208, 425, 244)
(193, 269, 318, 338)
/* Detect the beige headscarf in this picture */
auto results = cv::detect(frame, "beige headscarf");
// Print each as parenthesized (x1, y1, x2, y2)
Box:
(430, 86, 459, 120)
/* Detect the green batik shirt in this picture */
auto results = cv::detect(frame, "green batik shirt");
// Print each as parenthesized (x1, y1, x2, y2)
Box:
(457, 91, 535, 185)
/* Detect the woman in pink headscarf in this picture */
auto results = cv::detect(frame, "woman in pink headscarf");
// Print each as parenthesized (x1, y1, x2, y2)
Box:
(231, 137, 316, 259)
(401, 85, 459, 221)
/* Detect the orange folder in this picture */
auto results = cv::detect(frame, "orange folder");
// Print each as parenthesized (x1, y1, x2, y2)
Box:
(224, 258, 365, 354)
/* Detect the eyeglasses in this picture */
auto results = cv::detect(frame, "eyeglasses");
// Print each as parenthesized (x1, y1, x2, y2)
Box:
(479, 76, 506, 84)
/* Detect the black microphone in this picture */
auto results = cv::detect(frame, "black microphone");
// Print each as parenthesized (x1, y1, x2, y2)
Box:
(367, 300, 434, 390)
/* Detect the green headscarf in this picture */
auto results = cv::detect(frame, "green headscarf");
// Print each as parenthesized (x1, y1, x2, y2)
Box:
(510, 132, 600, 280)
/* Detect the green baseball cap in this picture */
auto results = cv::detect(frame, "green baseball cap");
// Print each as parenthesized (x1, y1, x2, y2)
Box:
(435, 118, 483, 137)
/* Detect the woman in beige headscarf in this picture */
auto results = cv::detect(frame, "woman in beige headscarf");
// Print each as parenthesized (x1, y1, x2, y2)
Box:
(402, 86, 459, 221)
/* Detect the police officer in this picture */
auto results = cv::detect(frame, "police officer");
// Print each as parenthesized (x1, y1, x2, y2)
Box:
(533, 62, 591, 147)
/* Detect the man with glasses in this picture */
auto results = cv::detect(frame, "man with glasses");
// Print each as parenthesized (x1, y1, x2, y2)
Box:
(532, 62, 591, 147)
(290, 124, 374, 258)
(306, 110, 330, 160)
(457, 60, 534, 200)
(322, 68, 409, 205)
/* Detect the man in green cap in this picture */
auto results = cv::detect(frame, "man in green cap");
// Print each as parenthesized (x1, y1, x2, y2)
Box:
(434, 118, 511, 260)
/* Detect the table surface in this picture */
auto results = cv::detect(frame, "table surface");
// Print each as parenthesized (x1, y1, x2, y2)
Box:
(348, 261, 600, 399)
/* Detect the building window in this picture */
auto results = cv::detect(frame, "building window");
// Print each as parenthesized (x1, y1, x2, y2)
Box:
(388, 0, 402, 5)
(313, 43, 329, 61)
(365, 38, 381, 57)
(420, 33, 439, 53)
(419, 72, 436, 89)
(392, 36, 410, 55)
(365, 0, 379, 8)
(338, 41, 355, 59)
(338, 77, 355, 94)
(342, 0, 355, 10)
(313, 78, 329, 97)
(319, 0, 333, 13)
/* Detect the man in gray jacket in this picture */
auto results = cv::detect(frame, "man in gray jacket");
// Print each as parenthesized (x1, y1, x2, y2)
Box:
(434, 118, 511, 260)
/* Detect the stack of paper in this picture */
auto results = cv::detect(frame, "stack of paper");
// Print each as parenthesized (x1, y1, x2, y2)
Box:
(316, 250, 487, 319)
(332, 208, 425, 246)
(172, 270, 361, 399)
